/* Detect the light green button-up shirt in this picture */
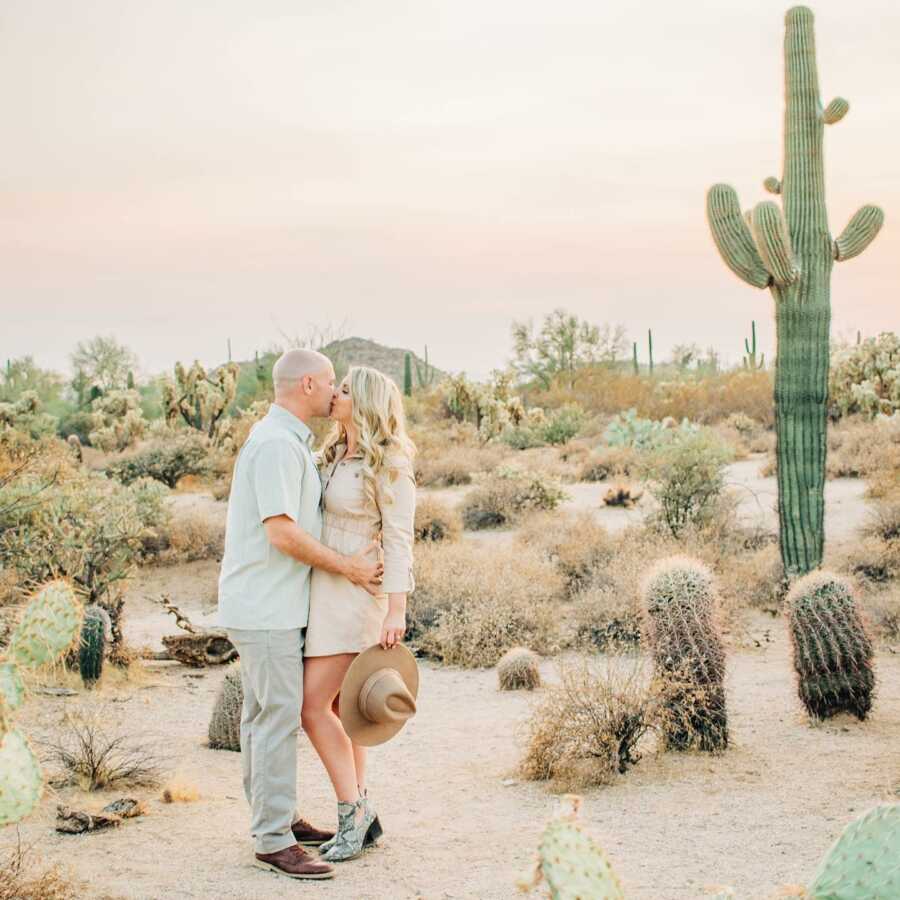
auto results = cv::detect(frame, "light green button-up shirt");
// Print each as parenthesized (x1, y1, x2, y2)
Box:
(217, 404, 323, 631)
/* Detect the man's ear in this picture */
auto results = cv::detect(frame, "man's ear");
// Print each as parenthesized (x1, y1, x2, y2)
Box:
(301, 374, 313, 395)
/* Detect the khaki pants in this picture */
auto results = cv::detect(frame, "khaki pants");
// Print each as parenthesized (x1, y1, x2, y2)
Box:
(226, 628, 304, 854)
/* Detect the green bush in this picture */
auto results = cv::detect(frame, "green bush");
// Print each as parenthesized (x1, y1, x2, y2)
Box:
(641, 431, 733, 537)
(105, 434, 209, 488)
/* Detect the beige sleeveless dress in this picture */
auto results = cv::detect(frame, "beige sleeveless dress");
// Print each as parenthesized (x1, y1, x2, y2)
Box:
(304, 446, 416, 657)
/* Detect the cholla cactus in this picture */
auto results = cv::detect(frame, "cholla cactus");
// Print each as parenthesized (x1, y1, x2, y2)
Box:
(497, 647, 541, 691)
(640, 556, 728, 751)
(786, 571, 875, 720)
(0, 580, 83, 826)
(88, 389, 147, 452)
(0, 390, 58, 438)
(807, 804, 900, 898)
(162, 360, 240, 441)
(518, 795, 626, 899)
(208, 663, 243, 751)
(829, 331, 900, 419)
(706, 7, 884, 576)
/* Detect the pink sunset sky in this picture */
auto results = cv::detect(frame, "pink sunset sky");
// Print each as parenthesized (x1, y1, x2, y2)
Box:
(2, 0, 898, 379)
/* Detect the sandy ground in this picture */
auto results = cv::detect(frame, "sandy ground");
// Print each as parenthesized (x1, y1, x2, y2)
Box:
(3, 464, 892, 900)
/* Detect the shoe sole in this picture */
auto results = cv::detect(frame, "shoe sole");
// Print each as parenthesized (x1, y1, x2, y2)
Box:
(253, 860, 334, 880)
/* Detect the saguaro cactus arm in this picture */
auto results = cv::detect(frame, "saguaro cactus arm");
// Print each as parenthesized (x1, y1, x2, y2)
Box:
(823, 97, 849, 124)
(833, 204, 885, 261)
(707, 185, 772, 288)
(751, 201, 799, 286)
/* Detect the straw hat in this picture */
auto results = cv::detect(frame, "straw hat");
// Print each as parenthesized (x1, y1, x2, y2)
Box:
(338, 644, 419, 747)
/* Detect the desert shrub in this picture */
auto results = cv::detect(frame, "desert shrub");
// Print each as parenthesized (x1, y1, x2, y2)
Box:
(161, 779, 201, 803)
(158, 510, 225, 563)
(0, 391, 58, 439)
(827, 416, 900, 478)
(641, 430, 733, 537)
(460, 466, 566, 530)
(571, 584, 643, 651)
(413, 496, 462, 543)
(46, 709, 163, 791)
(861, 589, 900, 642)
(502, 403, 585, 449)
(410, 541, 564, 666)
(0, 845, 80, 900)
(829, 332, 900, 419)
(105, 432, 209, 487)
(578, 446, 637, 482)
(496, 646, 541, 691)
(516, 511, 615, 597)
(519, 658, 662, 791)
(87, 389, 147, 452)
(57, 409, 96, 445)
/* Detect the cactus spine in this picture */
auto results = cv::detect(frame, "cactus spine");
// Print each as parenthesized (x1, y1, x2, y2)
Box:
(208, 663, 243, 751)
(79, 605, 107, 687)
(403, 352, 413, 397)
(786, 571, 875, 720)
(640, 557, 728, 752)
(0, 580, 83, 826)
(707, 7, 884, 577)
(742, 320, 765, 370)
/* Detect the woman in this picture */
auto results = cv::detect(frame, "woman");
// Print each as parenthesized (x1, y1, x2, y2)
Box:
(301, 365, 417, 863)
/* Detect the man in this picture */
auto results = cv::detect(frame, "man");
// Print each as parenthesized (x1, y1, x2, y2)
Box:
(217, 348, 384, 881)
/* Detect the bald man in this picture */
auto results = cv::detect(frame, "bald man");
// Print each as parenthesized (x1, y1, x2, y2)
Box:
(217, 349, 384, 881)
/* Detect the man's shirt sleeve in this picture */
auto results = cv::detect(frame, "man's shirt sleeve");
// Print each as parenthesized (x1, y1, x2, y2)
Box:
(250, 440, 303, 523)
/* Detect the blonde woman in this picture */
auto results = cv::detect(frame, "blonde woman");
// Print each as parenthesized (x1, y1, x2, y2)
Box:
(301, 365, 416, 862)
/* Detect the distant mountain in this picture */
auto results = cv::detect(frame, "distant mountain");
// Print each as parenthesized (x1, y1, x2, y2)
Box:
(320, 337, 445, 389)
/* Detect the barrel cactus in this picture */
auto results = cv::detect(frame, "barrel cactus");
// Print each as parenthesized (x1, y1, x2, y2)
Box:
(808, 803, 900, 898)
(518, 795, 625, 900)
(208, 663, 243, 751)
(640, 556, 728, 751)
(0, 580, 83, 826)
(79, 604, 109, 687)
(497, 647, 541, 691)
(786, 571, 875, 720)
(706, 6, 884, 577)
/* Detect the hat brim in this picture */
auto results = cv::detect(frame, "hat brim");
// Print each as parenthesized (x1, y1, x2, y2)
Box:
(339, 644, 420, 747)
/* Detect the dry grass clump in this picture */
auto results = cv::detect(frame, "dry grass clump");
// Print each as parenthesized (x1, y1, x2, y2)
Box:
(827, 417, 900, 479)
(410, 541, 564, 666)
(578, 446, 637, 482)
(497, 647, 541, 691)
(412, 423, 511, 487)
(602, 483, 643, 507)
(413, 496, 462, 543)
(519, 658, 662, 792)
(571, 585, 643, 651)
(839, 499, 900, 588)
(45, 709, 163, 791)
(159, 511, 225, 563)
(161, 778, 201, 803)
(860, 588, 900, 642)
(0, 843, 81, 900)
(514, 446, 582, 483)
(516, 511, 616, 597)
(461, 468, 566, 530)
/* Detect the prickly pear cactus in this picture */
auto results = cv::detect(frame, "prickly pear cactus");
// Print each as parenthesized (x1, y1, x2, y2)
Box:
(518, 796, 625, 899)
(7, 580, 83, 668)
(0, 728, 44, 826)
(808, 804, 900, 899)
(706, 7, 884, 577)
(0, 580, 84, 827)
(640, 556, 728, 751)
(208, 663, 243, 751)
(786, 571, 875, 720)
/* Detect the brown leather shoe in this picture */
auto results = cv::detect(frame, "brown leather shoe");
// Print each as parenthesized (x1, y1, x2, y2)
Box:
(254, 844, 334, 880)
(292, 817, 335, 847)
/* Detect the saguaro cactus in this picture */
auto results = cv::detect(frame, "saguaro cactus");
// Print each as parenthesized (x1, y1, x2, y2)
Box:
(706, 7, 884, 576)
(742, 320, 765, 370)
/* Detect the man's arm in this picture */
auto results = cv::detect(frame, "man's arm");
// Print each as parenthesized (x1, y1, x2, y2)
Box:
(263, 515, 384, 596)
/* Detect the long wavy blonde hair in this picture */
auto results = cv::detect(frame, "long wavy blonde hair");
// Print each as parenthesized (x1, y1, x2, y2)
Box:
(319, 366, 417, 510)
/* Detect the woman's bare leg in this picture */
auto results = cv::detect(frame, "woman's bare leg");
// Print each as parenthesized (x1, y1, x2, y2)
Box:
(302, 655, 358, 802)
(329, 695, 368, 793)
